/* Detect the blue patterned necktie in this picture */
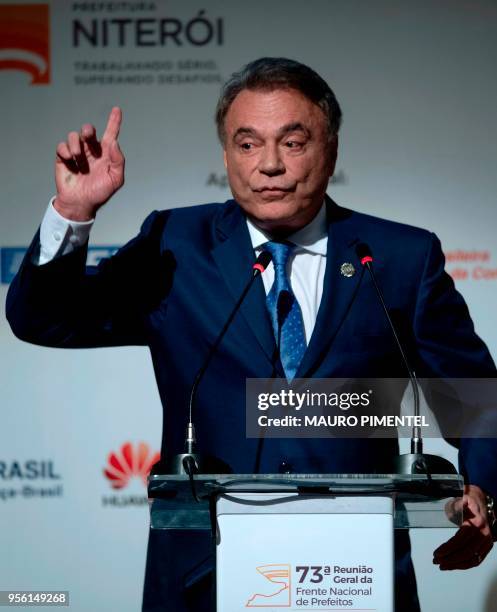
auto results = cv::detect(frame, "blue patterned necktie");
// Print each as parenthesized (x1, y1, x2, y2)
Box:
(264, 241, 307, 380)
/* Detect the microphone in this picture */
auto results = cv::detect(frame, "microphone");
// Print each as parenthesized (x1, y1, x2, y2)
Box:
(356, 243, 457, 476)
(166, 250, 272, 479)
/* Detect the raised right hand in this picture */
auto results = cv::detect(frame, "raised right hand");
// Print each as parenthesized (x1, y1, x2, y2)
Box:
(54, 106, 125, 221)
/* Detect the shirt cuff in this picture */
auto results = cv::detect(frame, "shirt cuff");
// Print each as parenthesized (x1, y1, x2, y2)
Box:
(37, 198, 94, 265)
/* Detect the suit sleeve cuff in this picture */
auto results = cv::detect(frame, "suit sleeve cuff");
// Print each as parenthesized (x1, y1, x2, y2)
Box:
(459, 438, 497, 499)
(37, 198, 94, 265)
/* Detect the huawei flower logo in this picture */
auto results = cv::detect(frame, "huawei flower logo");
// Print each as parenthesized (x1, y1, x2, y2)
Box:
(0, 4, 51, 85)
(103, 442, 160, 490)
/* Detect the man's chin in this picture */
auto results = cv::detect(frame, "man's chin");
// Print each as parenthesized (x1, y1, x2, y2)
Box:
(246, 205, 306, 234)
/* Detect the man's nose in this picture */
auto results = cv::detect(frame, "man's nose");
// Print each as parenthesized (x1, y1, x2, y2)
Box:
(258, 144, 285, 176)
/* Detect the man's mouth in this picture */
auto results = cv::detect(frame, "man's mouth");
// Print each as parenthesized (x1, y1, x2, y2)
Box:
(256, 189, 293, 201)
(255, 186, 292, 192)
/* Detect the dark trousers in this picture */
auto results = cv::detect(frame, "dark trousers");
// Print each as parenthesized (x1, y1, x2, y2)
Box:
(142, 529, 420, 612)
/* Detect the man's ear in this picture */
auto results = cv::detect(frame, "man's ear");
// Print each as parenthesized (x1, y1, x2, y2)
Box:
(328, 136, 338, 176)
(223, 149, 227, 169)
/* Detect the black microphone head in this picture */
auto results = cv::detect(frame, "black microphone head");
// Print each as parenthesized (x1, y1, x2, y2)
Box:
(253, 250, 272, 275)
(356, 242, 373, 265)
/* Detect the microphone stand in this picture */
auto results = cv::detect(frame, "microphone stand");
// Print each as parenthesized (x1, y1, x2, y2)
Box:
(357, 244, 457, 476)
(165, 252, 273, 486)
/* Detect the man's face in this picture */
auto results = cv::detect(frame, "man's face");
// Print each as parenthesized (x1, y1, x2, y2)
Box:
(223, 87, 337, 234)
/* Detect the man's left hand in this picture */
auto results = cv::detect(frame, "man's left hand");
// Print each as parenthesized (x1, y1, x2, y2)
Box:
(433, 484, 493, 570)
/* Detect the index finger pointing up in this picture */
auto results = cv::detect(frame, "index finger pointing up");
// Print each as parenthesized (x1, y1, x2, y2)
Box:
(102, 106, 122, 143)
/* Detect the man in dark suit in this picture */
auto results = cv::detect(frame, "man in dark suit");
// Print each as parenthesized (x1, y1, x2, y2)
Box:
(6, 58, 496, 611)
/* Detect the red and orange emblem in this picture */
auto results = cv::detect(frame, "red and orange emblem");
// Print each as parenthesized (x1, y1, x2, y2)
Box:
(0, 4, 50, 84)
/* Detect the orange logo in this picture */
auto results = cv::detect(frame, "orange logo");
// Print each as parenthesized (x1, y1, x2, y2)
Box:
(103, 442, 160, 490)
(246, 564, 291, 607)
(0, 4, 50, 84)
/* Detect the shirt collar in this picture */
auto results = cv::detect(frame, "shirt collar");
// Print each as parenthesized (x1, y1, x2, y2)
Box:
(245, 201, 328, 256)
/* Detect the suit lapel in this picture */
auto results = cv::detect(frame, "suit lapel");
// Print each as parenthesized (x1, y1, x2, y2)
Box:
(210, 202, 279, 367)
(296, 198, 363, 377)
(209, 199, 363, 378)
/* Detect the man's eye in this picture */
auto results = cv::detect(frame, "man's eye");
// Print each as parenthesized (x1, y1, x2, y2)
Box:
(285, 141, 302, 149)
(240, 143, 253, 151)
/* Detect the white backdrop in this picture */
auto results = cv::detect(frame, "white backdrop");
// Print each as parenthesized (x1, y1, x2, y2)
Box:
(1, 1, 497, 610)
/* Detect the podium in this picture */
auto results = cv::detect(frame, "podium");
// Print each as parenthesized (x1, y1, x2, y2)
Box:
(148, 473, 464, 611)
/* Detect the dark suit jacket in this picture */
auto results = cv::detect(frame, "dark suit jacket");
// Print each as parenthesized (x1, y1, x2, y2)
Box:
(6, 197, 497, 611)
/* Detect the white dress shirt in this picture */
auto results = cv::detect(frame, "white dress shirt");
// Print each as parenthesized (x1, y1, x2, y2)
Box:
(246, 205, 327, 343)
(38, 199, 94, 265)
(37, 200, 328, 342)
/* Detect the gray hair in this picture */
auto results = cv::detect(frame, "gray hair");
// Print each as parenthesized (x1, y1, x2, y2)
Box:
(215, 57, 342, 145)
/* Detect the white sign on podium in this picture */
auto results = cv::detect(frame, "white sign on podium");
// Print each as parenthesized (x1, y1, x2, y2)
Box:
(216, 493, 394, 612)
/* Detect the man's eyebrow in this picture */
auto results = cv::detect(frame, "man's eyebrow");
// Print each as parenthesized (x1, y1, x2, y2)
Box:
(233, 127, 259, 140)
(277, 122, 310, 138)
(232, 123, 311, 141)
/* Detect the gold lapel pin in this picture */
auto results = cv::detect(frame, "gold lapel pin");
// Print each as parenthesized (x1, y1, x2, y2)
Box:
(340, 262, 356, 278)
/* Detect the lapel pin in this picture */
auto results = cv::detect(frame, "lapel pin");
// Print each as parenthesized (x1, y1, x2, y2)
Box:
(340, 262, 355, 278)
